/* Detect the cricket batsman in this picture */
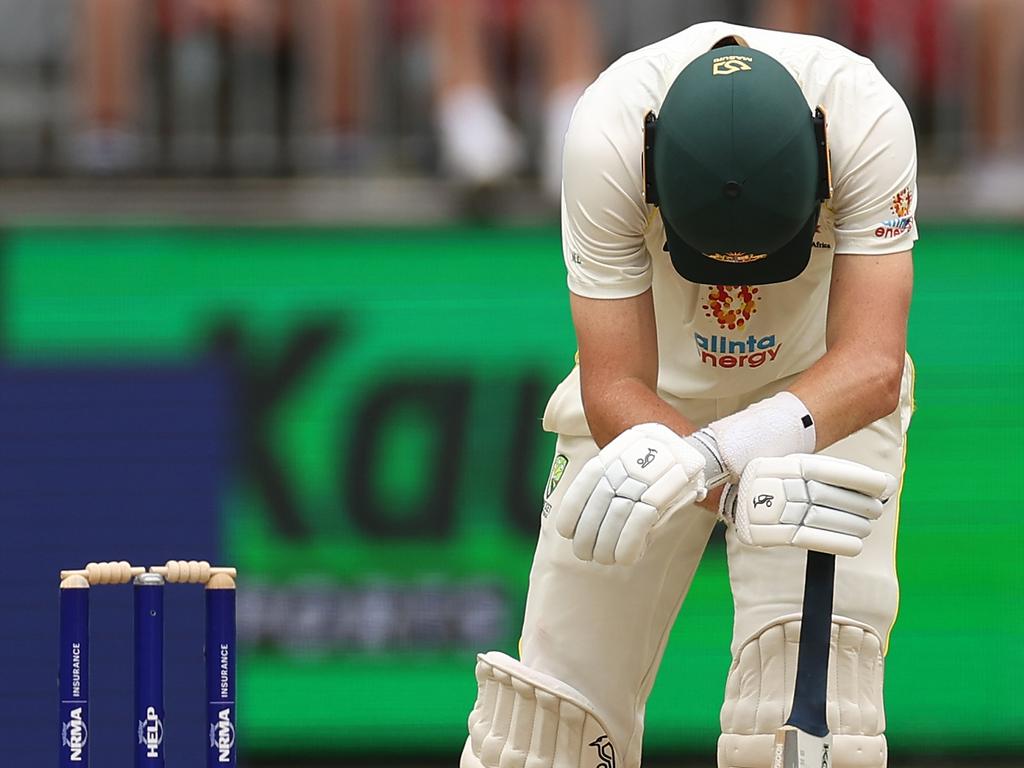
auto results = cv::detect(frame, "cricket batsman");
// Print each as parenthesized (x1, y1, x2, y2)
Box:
(462, 21, 916, 768)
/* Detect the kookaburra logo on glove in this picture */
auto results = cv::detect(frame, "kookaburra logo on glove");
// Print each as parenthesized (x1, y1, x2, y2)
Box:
(638, 448, 658, 469)
(752, 494, 774, 508)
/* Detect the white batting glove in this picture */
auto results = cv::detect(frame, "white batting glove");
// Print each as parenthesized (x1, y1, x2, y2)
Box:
(720, 454, 898, 557)
(555, 423, 706, 565)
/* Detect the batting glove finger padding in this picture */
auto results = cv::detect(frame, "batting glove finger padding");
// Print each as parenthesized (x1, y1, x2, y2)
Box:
(554, 423, 705, 565)
(727, 454, 897, 558)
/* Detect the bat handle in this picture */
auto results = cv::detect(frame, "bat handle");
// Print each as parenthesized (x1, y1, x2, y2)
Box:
(786, 549, 836, 738)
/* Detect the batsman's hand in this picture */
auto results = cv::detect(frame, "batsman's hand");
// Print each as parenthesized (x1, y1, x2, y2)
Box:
(721, 454, 897, 557)
(555, 423, 706, 565)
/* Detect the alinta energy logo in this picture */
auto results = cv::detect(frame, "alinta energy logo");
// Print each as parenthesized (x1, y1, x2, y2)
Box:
(875, 186, 914, 238)
(695, 285, 781, 369)
(702, 285, 759, 330)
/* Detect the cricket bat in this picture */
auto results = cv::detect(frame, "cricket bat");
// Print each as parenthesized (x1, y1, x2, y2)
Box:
(772, 549, 836, 768)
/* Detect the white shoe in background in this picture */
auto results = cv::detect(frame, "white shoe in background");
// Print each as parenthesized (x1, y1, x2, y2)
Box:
(969, 153, 1024, 216)
(437, 86, 524, 185)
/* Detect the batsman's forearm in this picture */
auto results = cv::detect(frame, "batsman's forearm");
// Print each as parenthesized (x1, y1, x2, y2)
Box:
(788, 345, 904, 451)
(580, 376, 698, 449)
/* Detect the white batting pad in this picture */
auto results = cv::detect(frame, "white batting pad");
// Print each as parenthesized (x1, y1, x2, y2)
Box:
(718, 618, 887, 768)
(720, 732, 886, 768)
(465, 652, 619, 768)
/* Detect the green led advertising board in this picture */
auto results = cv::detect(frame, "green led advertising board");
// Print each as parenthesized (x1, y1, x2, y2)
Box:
(4, 225, 1022, 756)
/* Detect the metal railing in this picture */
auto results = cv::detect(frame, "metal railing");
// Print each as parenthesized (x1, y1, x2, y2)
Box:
(0, 0, 1016, 178)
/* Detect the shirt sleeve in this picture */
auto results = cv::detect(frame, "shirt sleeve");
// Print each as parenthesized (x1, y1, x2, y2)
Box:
(561, 82, 652, 299)
(830, 65, 919, 255)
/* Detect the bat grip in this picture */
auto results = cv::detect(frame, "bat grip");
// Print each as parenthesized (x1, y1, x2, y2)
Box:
(786, 549, 836, 738)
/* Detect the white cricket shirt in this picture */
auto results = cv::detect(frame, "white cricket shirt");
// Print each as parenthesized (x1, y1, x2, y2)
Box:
(544, 21, 918, 435)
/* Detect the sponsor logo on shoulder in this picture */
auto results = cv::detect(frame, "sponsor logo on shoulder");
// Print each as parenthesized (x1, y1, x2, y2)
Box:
(875, 187, 914, 238)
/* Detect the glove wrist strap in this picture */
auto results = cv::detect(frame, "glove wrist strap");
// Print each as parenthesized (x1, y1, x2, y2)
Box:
(718, 482, 739, 525)
(684, 429, 730, 490)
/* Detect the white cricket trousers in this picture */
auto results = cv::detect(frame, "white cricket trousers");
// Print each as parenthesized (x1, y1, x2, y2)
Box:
(518, 362, 914, 768)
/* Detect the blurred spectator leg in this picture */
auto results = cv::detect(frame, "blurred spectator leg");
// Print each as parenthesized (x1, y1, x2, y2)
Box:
(978, 1, 1024, 156)
(270, 0, 296, 174)
(959, 0, 1024, 207)
(530, 0, 599, 201)
(300, 0, 371, 171)
(432, 0, 523, 185)
(73, 0, 145, 172)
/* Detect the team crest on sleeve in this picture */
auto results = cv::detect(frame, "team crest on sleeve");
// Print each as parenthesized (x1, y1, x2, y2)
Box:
(874, 187, 914, 238)
(546, 455, 569, 499)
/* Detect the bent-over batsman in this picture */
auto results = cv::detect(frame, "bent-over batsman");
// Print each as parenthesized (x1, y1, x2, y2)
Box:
(462, 20, 916, 768)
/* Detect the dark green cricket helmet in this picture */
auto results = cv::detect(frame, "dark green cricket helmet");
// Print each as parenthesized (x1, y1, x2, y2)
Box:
(644, 45, 832, 285)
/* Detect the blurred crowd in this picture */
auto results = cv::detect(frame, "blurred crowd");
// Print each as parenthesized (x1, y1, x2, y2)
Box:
(0, 0, 1021, 201)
